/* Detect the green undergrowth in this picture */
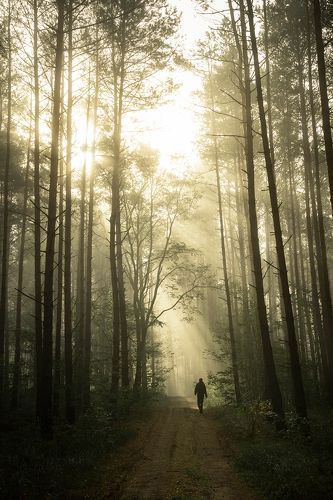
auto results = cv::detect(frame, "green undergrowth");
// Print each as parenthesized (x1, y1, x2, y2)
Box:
(0, 390, 164, 499)
(213, 404, 333, 500)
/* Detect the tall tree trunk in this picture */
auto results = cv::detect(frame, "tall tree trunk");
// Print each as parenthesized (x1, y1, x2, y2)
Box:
(41, 0, 65, 439)
(64, 0, 75, 424)
(286, 112, 307, 363)
(0, 0, 11, 409)
(234, 0, 285, 425)
(83, 34, 99, 408)
(246, 0, 307, 419)
(307, 1, 333, 399)
(110, 19, 121, 392)
(208, 49, 241, 403)
(141, 324, 148, 391)
(132, 215, 142, 391)
(33, 0, 43, 420)
(296, 53, 323, 367)
(215, 145, 242, 404)
(110, 9, 127, 391)
(295, 204, 320, 392)
(75, 88, 90, 407)
(263, 0, 278, 338)
(312, 0, 333, 217)
(133, 301, 142, 390)
(117, 214, 129, 388)
(235, 154, 255, 391)
(116, 13, 129, 389)
(54, 119, 64, 416)
(110, 200, 120, 392)
(151, 326, 156, 388)
(11, 129, 31, 409)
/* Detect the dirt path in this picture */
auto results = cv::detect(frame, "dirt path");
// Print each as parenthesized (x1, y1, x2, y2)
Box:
(97, 397, 260, 500)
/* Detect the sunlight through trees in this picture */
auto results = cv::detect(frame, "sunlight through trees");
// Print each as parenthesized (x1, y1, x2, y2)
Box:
(0, 0, 332, 457)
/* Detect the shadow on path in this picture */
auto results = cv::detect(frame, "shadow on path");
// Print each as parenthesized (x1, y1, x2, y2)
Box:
(93, 397, 260, 499)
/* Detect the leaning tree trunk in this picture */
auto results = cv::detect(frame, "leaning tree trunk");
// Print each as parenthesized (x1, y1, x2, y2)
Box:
(246, 0, 307, 419)
(41, 0, 65, 439)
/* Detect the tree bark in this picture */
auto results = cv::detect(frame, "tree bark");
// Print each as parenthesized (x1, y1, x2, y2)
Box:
(83, 33, 99, 408)
(0, 0, 12, 409)
(54, 115, 64, 417)
(286, 106, 307, 364)
(33, 0, 43, 420)
(215, 141, 242, 404)
(232, 0, 285, 425)
(41, 0, 65, 439)
(246, 0, 307, 419)
(11, 129, 31, 409)
(312, 0, 333, 217)
(64, 0, 75, 424)
(75, 86, 90, 407)
(110, 7, 127, 392)
(307, 0, 333, 399)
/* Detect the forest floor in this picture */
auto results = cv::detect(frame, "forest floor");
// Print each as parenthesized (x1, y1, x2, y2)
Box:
(78, 396, 260, 500)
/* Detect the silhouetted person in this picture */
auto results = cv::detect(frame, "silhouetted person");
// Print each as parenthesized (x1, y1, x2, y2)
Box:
(194, 377, 207, 413)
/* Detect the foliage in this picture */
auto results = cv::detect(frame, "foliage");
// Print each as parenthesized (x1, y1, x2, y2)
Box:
(0, 391, 160, 498)
(207, 369, 236, 405)
(236, 438, 333, 500)
(215, 405, 333, 500)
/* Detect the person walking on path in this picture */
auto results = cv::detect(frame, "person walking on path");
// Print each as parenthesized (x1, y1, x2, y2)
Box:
(194, 378, 207, 413)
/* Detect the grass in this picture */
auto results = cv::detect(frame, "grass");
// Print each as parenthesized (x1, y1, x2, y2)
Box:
(213, 404, 333, 500)
(0, 390, 163, 499)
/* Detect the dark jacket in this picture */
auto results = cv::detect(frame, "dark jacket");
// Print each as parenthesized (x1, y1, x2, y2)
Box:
(194, 381, 207, 399)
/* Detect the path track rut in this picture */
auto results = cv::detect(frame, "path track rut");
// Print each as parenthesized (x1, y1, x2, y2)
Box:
(101, 397, 260, 499)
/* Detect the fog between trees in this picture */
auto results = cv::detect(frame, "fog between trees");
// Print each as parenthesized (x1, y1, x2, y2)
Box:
(0, 0, 332, 439)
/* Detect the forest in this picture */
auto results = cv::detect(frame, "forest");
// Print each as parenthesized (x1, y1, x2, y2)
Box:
(0, 0, 333, 498)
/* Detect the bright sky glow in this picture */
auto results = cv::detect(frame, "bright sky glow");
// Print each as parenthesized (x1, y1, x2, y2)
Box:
(125, 70, 203, 176)
(37, 2, 212, 179)
(71, 116, 95, 176)
(123, 1, 210, 176)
